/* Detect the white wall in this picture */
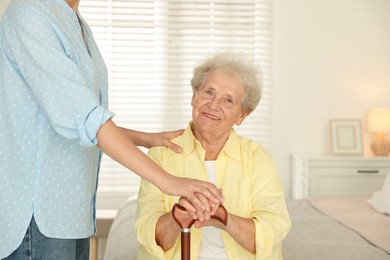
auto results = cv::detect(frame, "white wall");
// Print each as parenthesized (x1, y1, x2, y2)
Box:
(1, 0, 390, 196)
(274, 0, 390, 196)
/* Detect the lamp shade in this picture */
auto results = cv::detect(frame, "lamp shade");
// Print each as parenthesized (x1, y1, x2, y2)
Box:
(368, 108, 390, 133)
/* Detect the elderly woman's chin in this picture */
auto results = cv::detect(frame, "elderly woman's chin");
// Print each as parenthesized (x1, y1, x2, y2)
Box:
(195, 119, 229, 133)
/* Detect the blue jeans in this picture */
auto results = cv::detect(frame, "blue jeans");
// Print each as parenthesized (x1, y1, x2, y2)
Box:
(3, 217, 90, 260)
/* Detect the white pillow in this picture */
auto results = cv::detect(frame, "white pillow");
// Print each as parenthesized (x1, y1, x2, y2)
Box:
(103, 195, 139, 260)
(368, 172, 390, 215)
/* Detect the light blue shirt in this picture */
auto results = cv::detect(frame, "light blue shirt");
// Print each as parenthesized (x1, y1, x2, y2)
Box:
(0, 0, 114, 257)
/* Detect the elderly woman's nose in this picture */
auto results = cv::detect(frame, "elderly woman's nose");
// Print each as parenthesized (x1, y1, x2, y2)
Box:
(207, 97, 221, 109)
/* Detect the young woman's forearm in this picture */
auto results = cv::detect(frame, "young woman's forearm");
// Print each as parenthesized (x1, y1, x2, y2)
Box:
(118, 126, 183, 152)
(96, 119, 224, 209)
(97, 120, 172, 186)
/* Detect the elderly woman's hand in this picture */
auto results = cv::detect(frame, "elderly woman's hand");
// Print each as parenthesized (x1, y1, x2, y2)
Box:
(177, 193, 222, 223)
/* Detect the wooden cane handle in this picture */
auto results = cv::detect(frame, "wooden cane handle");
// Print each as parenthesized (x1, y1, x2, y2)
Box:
(212, 204, 228, 225)
(172, 204, 196, 229)
(172, 203, 228, 260)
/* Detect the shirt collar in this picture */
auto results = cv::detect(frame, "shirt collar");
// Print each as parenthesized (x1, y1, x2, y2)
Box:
(181, 122, 241, 161)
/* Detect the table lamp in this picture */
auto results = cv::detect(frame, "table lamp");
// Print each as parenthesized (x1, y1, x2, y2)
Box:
(368, 108, 390, 156)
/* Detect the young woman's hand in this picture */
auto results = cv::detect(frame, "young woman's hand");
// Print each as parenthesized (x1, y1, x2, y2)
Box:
(161, 175, 224, 213)
(146, 130, 184, 153)
(119, 127, 184, 153)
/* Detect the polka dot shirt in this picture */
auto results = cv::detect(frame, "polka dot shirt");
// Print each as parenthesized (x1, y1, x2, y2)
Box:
(0, 0, 114, 257)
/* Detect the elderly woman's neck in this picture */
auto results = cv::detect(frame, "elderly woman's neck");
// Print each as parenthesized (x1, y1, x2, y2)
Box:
(193, 129, 229, 161)
(66, 0, 80, 12)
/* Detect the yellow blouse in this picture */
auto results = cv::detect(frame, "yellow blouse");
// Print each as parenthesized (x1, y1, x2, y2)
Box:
(135, 124, 291, 260)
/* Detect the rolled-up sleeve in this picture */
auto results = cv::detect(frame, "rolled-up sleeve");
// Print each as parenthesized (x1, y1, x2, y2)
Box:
(250, 151, 291, 259)
(76, 106, 114, 147)
(4, 5, 114, 147)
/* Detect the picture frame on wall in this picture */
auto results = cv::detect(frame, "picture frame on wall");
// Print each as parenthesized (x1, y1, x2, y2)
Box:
(330, 119, 363, 155)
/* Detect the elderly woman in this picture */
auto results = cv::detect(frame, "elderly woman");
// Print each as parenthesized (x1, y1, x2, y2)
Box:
(135, 52, 291, 260)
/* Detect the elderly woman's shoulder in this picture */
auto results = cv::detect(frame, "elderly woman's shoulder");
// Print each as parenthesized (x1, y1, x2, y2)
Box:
(235, 133, 271, 155)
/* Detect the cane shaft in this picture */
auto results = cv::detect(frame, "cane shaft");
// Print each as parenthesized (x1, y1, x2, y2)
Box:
(181, 231, 191, 260)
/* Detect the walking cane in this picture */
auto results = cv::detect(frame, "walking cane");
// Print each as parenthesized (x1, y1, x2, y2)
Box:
(172, 203, 228, 260)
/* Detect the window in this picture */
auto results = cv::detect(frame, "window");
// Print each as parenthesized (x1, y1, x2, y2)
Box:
(79, 0, 273, 204)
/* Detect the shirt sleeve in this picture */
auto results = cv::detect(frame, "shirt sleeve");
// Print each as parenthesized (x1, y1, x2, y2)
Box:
(135, 148, 175, 259)
(250, 148, 292, 259)
(3, 5, 114, 147)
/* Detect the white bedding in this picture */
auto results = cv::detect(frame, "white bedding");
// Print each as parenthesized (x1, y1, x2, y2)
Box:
(103, 196, 139, 260)
(283, 199, 390, 260)
(368, 172, 390, 215)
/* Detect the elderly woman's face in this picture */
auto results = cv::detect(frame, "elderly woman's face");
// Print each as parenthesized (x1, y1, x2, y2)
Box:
(191, 70, 250, 137)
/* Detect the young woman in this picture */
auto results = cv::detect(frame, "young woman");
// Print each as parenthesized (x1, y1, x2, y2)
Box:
(0, 0, 223, 258)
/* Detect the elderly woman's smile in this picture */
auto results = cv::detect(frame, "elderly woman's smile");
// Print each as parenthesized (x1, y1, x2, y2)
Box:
(202, 112, 220, 120)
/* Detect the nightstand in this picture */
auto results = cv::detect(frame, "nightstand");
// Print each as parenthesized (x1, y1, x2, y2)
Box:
(291, 155, 390, 199)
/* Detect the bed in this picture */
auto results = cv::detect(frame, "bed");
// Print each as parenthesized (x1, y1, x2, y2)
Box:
(283, 197, 389, 259)
(102, 172, 390, 260)
(283, 155, 390, 259)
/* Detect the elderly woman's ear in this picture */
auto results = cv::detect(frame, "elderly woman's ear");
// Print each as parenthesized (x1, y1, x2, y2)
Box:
(235, 111, 251, 126)
(191, 93, 195, 106)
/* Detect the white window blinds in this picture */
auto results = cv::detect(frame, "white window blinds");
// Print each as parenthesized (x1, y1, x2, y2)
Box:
(79, 0, 273, 198)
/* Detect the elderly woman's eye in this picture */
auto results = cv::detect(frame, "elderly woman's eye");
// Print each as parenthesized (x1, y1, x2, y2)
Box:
(224, 97, 234, 104)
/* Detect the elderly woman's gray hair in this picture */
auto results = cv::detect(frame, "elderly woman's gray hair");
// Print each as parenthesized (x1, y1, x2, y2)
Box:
(191, 52, 262, 113)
